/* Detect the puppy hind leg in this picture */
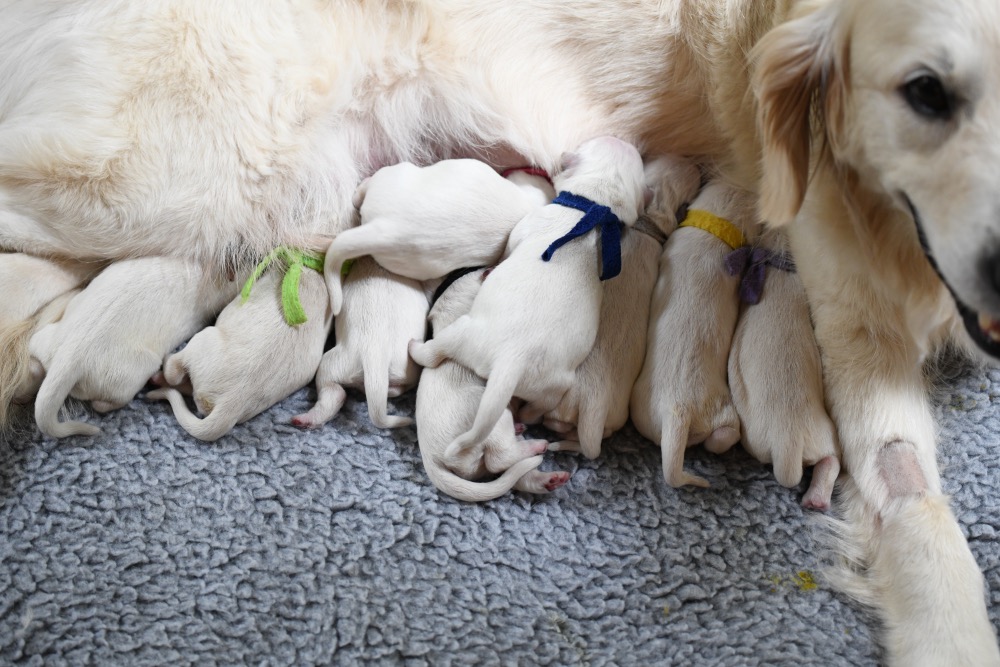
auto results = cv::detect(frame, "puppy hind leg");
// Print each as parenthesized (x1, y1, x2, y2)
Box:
(484, 436, 548, 473)
(444, 363, 521, 460)
(292, 384, 347, 429)
(575, 403, 609, 460)
(513, 469, 572, 494)
(408, 316, 472, 369)
(802, 455, 840, 511)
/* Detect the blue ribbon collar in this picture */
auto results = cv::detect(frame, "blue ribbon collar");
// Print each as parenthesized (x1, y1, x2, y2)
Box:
(724, 247, 796, 305)
(541, 191, 622, 281)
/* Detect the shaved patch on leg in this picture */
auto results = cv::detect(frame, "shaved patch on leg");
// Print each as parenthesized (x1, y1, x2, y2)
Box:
(877, 440, 927, 498)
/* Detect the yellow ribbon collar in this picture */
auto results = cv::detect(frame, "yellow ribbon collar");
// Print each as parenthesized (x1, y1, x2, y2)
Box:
(678, 209, 745, 250)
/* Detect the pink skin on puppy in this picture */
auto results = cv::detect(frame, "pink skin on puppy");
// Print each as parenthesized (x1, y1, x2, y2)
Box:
(149, 261, 330, 442)
(409, 136, 647, 460)
(325, 159, 555, 315)
(416, 269, 569, 501)
(630, 181, 756, 488)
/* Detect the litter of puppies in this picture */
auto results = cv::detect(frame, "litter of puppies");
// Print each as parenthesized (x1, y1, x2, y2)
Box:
(1, 137, 840, 506)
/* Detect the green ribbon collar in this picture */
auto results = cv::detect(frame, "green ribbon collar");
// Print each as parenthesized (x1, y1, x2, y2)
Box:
(240, 246, 325, 326)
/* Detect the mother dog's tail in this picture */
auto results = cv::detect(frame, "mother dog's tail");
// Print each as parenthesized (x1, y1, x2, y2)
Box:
(0, 290, 78, 430)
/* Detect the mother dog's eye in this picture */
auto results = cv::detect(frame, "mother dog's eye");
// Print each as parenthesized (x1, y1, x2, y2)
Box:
(902, 74, 953, 120)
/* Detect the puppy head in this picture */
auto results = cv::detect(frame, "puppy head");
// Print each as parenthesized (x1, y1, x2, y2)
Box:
(754, 0, 1000, 356)
(642, 155, 703, 235)
(555, 136, 647, 224)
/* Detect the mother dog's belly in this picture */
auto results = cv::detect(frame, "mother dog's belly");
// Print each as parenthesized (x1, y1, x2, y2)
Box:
(0, 0, 737, 266)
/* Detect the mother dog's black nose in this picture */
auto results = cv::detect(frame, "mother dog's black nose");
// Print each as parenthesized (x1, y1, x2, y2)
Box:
(986, 252, 1000, 297)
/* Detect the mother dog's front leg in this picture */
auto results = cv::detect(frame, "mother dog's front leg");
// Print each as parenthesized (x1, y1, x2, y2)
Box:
(789, 222, 1000, 666)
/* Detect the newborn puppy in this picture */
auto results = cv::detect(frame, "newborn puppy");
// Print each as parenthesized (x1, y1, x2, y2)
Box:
(149, 258, 331, 442)
(630, 181, 757, 487)
(728, 228, 841, 510)
(292, 256, 427, 429)
(31, 257, 238, 438)
(410, 136, 647, 460)
(417, 269, 570, 501)
(0, 254, 102, 425)
(531, 155, 702, 458)
(325, 159, 555, 315)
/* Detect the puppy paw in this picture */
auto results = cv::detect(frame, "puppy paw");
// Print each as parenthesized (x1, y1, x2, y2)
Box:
(290, 414, 318, 429)
(513, 421, 527, 436)
(543, 471, 571, 492)
(801, 493, 832, 512)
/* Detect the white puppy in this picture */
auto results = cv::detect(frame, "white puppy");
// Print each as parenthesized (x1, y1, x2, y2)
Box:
(149, 256, 331, 442)
(727, 229, 841, 510)
(325, 160, 555, 315)
(409, 136, 646, 460)
(532, 155, 702, 458)
(630, 181, 757, 487)
(417, 269, 570, 501)
(292, 256, 427, 429)
(0, 254, 102, 424)
(31, 257, 238, 438)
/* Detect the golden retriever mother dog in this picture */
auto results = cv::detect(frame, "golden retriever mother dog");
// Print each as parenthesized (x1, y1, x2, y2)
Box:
(2, 0, 999, 663)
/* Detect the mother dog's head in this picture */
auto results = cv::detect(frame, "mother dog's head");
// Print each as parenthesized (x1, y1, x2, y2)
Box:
(752, 0, 1000, 356)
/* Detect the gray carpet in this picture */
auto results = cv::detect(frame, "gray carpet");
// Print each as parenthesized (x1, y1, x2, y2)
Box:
(1, 357, 999, 666)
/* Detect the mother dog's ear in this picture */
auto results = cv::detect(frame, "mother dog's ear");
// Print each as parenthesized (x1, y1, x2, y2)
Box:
(752, 1, 848, 225)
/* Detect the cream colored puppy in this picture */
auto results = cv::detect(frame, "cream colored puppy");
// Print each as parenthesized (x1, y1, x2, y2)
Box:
(325, 160, 555, 315)
(532, 155, 702, 458)
(0, 254, 101, 424)
(149, 261, 330, 442)
(31, 258, 237, 438)
(727, 229, 841, 510)
(409, 136, 646, 460)
(416, 269, 570, 501)
(292, 257, 427, 430)
(630, 181, 756, 488)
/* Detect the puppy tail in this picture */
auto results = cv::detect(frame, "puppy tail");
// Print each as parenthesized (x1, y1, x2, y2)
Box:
(659, 412, 709, 488)
(363, 345, 413, 430)
(324, 228, 370, 316)
(34, 361, 99, 439)
(147, 388, 235, 442)
(575, 402, 609, 460)
(445, 364, 520, 460)
(423, 453, 544, 502)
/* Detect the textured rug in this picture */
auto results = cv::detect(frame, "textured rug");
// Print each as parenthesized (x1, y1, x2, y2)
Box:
(1, 356, 999, 666)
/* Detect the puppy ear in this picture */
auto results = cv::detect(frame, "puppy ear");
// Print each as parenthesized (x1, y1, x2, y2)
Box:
(752, 3, 846, 225)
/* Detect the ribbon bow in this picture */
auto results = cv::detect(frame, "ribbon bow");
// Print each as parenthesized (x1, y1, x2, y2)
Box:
(724, 247, 796, 305)
(241, 246, 325, 326)
(541, 191, 622, 280)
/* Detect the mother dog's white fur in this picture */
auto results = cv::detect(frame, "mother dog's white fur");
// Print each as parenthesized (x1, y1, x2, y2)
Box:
(3, 0, 1000, 661)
